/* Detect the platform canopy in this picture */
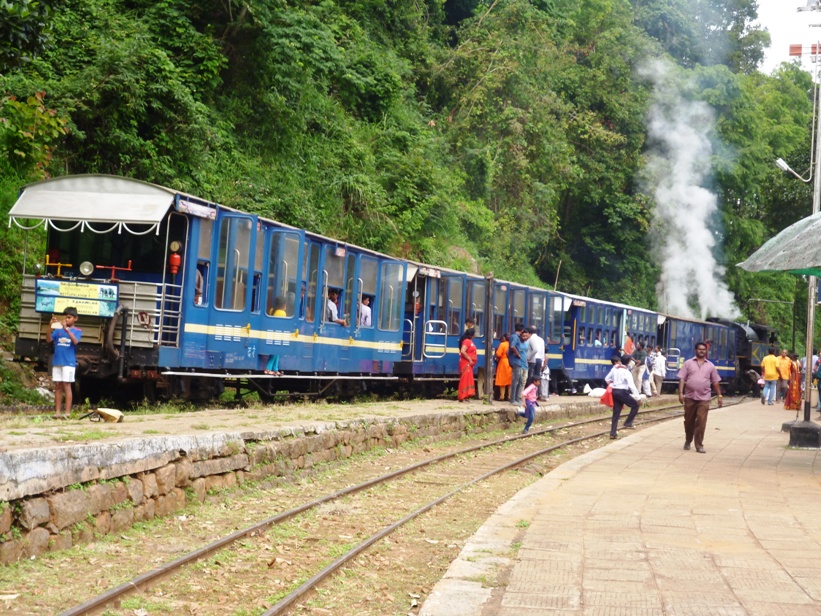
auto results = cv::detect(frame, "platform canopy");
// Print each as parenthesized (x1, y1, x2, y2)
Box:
(737, 210, 821, 277)
(7, 174, 177, 234)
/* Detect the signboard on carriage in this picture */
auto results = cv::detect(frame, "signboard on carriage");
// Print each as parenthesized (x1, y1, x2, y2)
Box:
(34, 279, 119, 318)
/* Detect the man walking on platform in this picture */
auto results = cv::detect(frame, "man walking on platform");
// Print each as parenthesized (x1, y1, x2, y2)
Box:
(761, 347, 779, 405)
(677, 342, 723, 454)
(604, 354, 640, 440)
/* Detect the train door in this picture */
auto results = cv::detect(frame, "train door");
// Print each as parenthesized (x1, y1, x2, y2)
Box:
(316, 244, 355, 372)
(563, 298, 583, 371)
(441, 274, 466, 371)
(206, 212, 257, 369)
(375, 259, 407, 371)
(468, 278, 487, 388)
(356, 255, 380, 371)
(418, 274, 446, 365)
(491, 283, 508, 343)
(300, 240, 321, 368)
(260, 229, 303, 374)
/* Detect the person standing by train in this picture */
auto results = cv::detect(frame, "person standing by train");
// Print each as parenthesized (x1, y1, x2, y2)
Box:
(494, 333, 512, 402)
(508, 323, 528, 405)
(50, 307, 82, 420)
(677, 342, 722, 453)
(526, 326, 545, 386)
(651, 348, 667, 396)
(457, 328, 478, 402)
(761, 347, 779, 405)
(631, 342, 648, 392)
(776, 349, 791, 401)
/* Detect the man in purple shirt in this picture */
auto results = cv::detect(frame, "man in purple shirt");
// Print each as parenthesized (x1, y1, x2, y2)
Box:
(677, 341, 723, 453)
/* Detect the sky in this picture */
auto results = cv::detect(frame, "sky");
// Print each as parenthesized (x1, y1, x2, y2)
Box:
(757, 0, 821, 73)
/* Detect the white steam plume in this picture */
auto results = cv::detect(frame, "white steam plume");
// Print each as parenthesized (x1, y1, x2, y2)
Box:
(641, 59, 739, 320)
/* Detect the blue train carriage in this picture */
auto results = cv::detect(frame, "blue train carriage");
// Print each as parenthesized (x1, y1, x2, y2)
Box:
(9, 174, 407, 401)
(552, 294, 657, 391)
(398, 265, 492, 394)
(658, 315, 735, 388)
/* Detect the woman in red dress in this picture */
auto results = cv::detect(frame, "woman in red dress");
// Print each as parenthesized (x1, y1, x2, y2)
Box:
(458, 328, 478, 402)
(784, 353, 802, 411)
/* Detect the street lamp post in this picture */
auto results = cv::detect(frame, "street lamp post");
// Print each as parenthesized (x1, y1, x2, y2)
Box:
(775, 8, 821, 445)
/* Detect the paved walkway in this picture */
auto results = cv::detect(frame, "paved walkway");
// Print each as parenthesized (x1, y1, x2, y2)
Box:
(421, 400, 821, 616)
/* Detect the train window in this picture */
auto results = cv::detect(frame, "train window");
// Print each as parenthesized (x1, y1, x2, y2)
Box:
(587, 327, 594, 346)
(493, 286, 506, 340)
(670, 320, 677, 339)
(555, 297, 567, 344)
(469, 281, 486, 337)
(447, 277, 464, 335)
(528, 294, 545, 337)
(324, 247, 344, 289)
(198, 218, 212, 261)
(721, 329, 728, 358)
(360, 257, 377, 296)
(595, 328, 603, 346)
(512, 289, 526, 328)
(578, 326, 585, 346)
(267, 233, 300, 317)
(215, 217, 251, 311)
(303, 243, 320, 322)
(379, 262, 403, 331)
(610, 331, 617, 347)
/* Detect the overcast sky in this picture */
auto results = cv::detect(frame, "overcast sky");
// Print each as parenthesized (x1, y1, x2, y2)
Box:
(757, 0, 821, 73)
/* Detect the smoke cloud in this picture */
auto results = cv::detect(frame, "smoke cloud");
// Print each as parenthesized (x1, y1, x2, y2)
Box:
(640, 59, 740, 320)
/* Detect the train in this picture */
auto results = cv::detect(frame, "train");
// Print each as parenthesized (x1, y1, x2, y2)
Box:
(8, 175, 775, 402)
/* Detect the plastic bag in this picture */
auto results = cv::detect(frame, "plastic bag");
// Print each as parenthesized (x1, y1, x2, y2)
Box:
(600, 384, 614, 407)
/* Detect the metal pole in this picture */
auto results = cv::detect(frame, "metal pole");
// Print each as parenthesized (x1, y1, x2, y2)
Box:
(803, 70, 821, 424)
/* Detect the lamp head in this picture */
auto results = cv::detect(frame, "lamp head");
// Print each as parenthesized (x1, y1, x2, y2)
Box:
(775, 158, 791, 173)
(79, 261, 95, 277)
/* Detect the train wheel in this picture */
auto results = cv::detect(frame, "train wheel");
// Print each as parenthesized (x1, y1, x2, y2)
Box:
(142, 380, 158, 404)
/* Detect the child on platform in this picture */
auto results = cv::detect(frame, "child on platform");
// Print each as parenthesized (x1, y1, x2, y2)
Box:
(517, 378, 540, 433)
(51, 306, 81, 419)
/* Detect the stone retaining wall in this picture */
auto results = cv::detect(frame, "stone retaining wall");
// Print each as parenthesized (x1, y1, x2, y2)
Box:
(0, 401, 601, 564)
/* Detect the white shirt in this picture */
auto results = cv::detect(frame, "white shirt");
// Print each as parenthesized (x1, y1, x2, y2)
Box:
(527, 334, 545, 362)
(327, 299, 339, 322)
(605, 364, 638, 395)
(652, 354, 667, 377)
(359, 303, 371, 327)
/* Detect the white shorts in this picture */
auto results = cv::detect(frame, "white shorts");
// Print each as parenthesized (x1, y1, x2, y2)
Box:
(52, 366, 76, 383)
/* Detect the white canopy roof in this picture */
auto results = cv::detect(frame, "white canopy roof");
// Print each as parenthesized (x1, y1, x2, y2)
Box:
(8, 175, 177, 233)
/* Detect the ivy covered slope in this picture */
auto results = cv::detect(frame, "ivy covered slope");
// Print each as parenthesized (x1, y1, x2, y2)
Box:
(0, 0, 817, 342)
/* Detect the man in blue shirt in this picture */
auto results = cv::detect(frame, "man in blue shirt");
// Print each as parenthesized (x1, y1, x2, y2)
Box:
(51, 306, 82, 419)
(508, 323, 529, 405)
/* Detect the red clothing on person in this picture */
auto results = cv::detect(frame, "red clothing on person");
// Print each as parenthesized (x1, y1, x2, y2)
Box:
(677, 356, 720, 401)
(458, 339, 477, 401)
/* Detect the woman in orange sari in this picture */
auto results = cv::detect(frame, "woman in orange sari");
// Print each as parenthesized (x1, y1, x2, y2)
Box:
(458, 328, 478, 402)
(784, 353, 802, 411)
(495, 333, 512, 401)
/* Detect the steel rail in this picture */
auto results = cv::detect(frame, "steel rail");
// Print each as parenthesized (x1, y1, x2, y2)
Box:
(59, 400, 728, 615)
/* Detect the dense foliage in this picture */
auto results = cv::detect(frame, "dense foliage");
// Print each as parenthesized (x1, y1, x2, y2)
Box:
(0, 0, 818, 349)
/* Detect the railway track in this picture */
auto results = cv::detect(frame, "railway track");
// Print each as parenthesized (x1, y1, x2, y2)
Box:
(50, 399, 734, 616)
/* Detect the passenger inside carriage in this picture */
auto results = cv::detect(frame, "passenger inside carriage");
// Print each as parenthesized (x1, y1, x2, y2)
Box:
(326, 289, 346, 325)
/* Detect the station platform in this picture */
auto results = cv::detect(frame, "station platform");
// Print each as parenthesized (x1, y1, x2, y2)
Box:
(420, 400, 821, 616)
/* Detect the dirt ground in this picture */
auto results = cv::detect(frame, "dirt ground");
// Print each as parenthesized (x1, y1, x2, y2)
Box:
(0, 395, 610, 453)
